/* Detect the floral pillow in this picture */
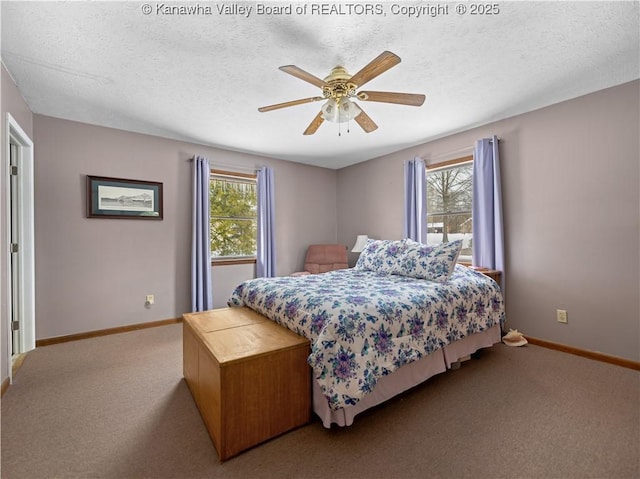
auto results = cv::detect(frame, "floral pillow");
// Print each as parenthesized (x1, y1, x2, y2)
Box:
(354, 239, 407, 274)
(397, 239, 463, 282)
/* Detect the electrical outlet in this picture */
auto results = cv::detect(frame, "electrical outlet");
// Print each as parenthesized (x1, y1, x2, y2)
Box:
(557, 309, 568, 324)
(146, 294, 154, 305)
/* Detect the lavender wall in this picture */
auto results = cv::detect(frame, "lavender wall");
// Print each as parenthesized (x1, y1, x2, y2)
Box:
(1, 65, 35, 386)
(337, 80, 640, 361)
(32, 115, 337, 339)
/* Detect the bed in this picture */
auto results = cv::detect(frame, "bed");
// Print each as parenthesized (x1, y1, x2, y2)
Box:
(228, 239, 505, 427)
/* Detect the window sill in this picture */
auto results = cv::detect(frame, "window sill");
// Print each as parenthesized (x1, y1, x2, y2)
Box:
(212, 258, 256, 267)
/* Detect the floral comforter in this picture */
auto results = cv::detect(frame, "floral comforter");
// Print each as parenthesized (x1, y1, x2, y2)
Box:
(228, 265, 505, 410)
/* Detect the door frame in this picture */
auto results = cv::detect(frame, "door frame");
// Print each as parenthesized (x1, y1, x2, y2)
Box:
(5, 113, 35, 382)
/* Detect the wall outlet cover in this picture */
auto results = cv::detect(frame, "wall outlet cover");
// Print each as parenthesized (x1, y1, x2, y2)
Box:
(557, 309, 568, 323)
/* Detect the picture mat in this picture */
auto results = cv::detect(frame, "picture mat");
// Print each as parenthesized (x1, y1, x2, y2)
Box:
(97, 185, 155, 212)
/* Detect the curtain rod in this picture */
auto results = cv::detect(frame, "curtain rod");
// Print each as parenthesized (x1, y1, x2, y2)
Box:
(211, 163, 258, 173)
(421, 137, 501, 162)
(188, 157, 259, 173)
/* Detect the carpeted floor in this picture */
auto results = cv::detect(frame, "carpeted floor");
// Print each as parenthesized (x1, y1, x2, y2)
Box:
(1, 323, 638, 479)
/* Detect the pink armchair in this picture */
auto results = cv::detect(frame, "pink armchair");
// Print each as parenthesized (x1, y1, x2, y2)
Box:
(291, 244, 349, 276)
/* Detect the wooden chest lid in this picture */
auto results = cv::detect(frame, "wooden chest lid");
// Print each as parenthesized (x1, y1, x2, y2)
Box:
(203, 321, 309, 365)
(183, 307, 268, 335)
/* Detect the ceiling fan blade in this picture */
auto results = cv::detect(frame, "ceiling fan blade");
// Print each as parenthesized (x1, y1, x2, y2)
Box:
(280, 65, 329, 88)
(349, 51, 401, 88)
(354, 106, 378, 133)
(303, 111, 324, 135)
(358, 91, 425, 106)
(258, 96, 324, 112)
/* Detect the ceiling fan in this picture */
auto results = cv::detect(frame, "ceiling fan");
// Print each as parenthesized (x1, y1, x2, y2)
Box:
(258, 51, 426, 135)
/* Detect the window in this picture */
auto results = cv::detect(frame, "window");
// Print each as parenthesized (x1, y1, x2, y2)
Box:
(210, 170, 257, 262)
(426, 156, 473, 263)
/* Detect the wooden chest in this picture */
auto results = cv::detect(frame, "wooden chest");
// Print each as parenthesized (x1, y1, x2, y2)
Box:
(182, 307, 310, 461)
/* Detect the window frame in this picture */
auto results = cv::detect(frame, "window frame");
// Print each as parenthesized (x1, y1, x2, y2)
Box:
(209, 169, 258, 266)
(426, 155, 474, 265)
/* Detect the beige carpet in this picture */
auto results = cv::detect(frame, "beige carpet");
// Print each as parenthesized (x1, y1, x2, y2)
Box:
(1, 323, 638, 479)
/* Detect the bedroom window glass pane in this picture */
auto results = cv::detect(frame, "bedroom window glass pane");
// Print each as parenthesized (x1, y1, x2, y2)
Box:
(426, 160, 473, 262)
(210, 172, 257, 259)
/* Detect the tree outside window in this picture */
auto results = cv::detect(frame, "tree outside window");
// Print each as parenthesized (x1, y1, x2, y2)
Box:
(210, 171, 257, 259)
(426, 159, 473, 262)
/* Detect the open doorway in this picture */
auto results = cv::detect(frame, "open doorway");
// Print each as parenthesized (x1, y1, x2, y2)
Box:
(6, 113, 35, 382)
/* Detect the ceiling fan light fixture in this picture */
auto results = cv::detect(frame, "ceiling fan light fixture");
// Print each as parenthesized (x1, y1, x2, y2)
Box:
(321, 98, 360, 123)
(339, 98, 361, 122)
(321, 98, 339, 122)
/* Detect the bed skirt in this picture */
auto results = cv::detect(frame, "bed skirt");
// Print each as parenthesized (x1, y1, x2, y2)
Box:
(312, 324, 502, 428)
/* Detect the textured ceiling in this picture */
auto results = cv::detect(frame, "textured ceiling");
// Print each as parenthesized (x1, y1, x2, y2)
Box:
(2, 1, 638, 169)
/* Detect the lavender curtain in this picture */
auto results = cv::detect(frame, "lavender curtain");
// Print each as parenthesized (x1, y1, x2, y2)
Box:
(256, 166, 276, 277)
(191, 156, 213, 311)
(472, 136, 505, 288)
(403, 157, 427, 243)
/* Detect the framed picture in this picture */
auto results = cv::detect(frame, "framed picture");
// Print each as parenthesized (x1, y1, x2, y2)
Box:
(86, 175, 163, 219)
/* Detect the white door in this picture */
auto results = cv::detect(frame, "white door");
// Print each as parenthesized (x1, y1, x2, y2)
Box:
(5, 113, 35, 379)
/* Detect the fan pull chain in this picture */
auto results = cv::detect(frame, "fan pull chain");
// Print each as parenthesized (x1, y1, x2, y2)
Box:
(337, 121, 353, 137)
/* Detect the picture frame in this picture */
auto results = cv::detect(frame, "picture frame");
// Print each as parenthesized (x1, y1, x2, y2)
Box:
(86, 175, 163, 219)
